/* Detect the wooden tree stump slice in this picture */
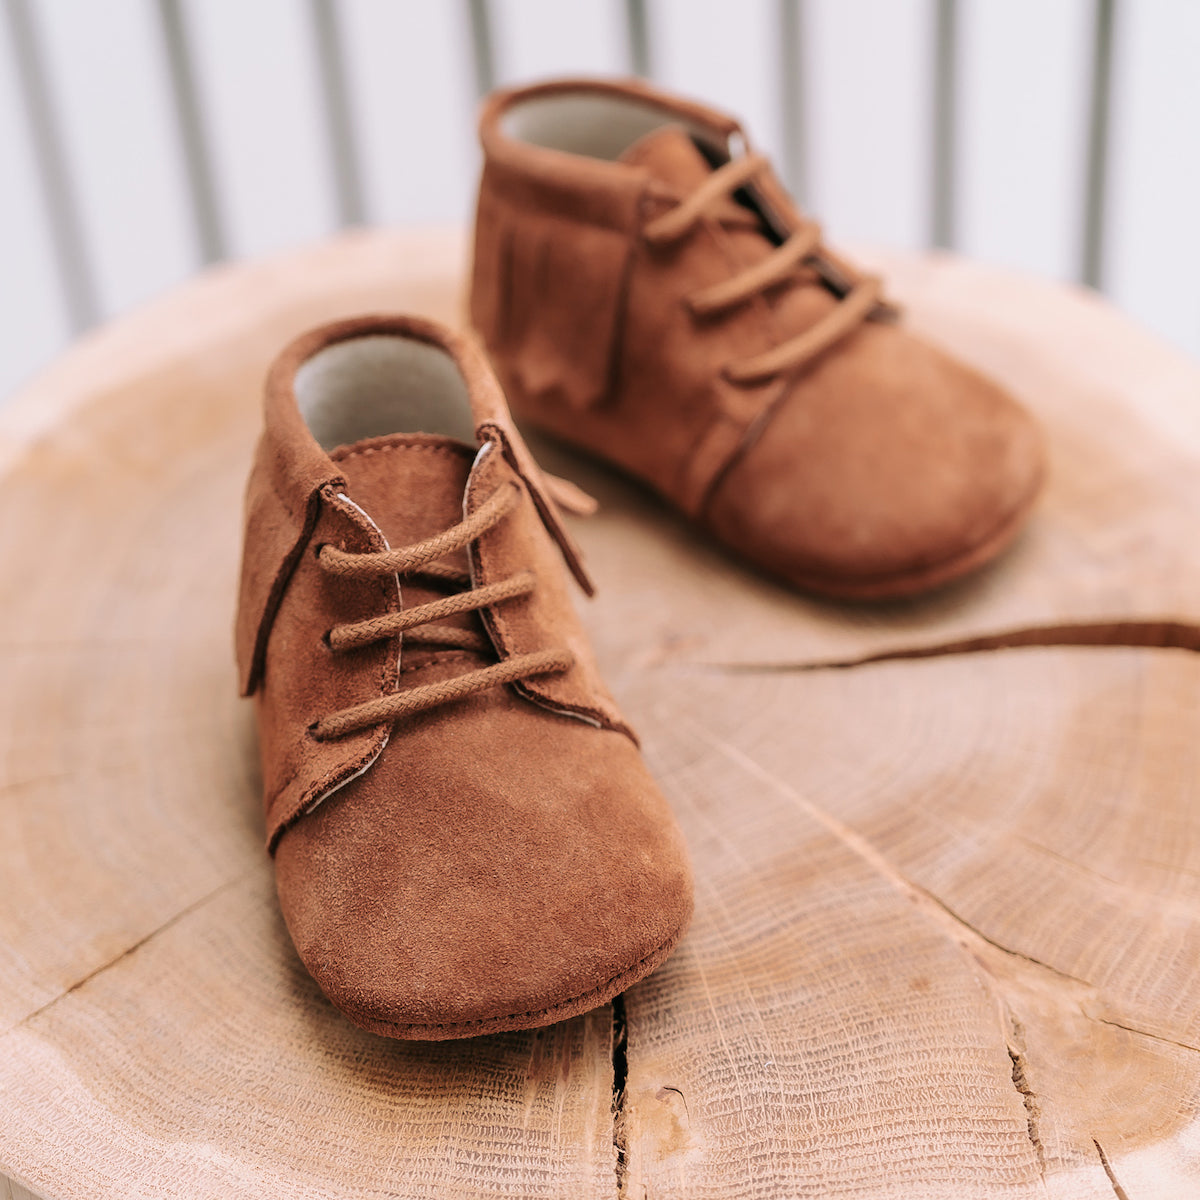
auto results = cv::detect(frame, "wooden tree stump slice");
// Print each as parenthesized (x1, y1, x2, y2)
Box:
(0, 229, 1197, 1198)
(619, 647, 1200, 1199)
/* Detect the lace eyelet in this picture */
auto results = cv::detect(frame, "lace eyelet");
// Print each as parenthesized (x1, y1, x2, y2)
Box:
(320, 629, 334, 651)
(312, 542, 327, 560)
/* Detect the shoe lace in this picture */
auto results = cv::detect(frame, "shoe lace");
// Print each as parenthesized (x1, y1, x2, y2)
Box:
(309, 480, 573, 740)
(643, 151, 883, 385)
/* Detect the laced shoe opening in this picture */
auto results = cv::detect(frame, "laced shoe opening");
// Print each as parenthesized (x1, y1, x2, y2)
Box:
(501, 91, 720, 163)
(294, 335, 477, 451)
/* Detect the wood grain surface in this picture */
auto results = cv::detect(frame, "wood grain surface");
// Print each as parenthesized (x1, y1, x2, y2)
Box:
(1, 229, 1198, 1198)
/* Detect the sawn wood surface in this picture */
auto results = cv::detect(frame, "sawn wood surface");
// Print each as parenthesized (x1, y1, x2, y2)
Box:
(1, 228, 1198, 1199)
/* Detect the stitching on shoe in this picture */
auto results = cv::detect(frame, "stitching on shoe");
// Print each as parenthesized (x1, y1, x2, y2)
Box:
(400, 652, 478, 674)
(331, 436, 475, 464)
(354, 924, 683, 1036)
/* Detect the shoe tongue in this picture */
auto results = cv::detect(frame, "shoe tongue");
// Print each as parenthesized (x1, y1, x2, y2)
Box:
(619, 123, 718, 192)
(331, 434, 473, 553)
(330, 435, 484, 650)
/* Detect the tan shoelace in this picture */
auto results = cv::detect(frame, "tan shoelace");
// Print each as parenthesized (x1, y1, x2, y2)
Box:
(310, 480, 573, 740)
(643, 151, 883, 386)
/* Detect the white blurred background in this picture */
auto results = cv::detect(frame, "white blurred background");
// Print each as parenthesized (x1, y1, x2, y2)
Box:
(1, 0, 1197, 401)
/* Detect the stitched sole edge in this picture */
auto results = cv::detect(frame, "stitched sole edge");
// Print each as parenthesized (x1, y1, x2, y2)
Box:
(332, 919, 689, 1042)
(772, 477, 1044, 601)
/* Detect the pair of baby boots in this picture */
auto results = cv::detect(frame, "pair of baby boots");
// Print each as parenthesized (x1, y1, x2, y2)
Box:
(236, 78, 1044, 1039)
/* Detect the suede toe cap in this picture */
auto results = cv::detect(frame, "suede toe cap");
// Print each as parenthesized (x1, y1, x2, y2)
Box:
(704, 324, 1045, 598)
(273, 691, 692, 1038)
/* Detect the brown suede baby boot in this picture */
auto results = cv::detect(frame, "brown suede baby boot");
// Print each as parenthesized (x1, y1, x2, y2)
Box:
(470, 77, 1045, 599)
(235, 314, 693, 1039)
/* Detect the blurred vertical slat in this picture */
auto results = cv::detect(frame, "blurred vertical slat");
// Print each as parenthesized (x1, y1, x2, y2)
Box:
(489, 0, 628, 83)
(625, 0, 650, 76)
(1080, 0, 1115, 288)
(1105, 0, 1200, 359)
(954, 0, 1093, 281)
(2, 0, 96, 334)
(309, 0, 365, 227)
(157, 0, 226, 263)
(801, 0, 933, 250)
(2, 0, 1197, 400)
(776, 0, 806, 203)
(466, 0, 496, 98)
(0, 0, 71, 397)
(336, 0, 478, 226)
(645, 0, 784, 158)
(27, 0, 198, 318)
(929, 0, 957, 249)
(178, 0, 338, 258)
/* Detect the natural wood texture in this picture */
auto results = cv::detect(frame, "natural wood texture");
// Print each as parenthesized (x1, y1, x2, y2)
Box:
(1, 228, 1198, 1198)
(620, 647, 1200, 1198)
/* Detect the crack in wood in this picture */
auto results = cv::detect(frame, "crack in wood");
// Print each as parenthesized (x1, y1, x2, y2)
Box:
(0, 871, 254, 1038)
(656, 1085, 690, 1125)
(1006, 1017, 1046, 1175)
(701, 727, 1089, 983)
(0, 772, 75, 797)
(700, 618, 1200, 674)
(700, 727, 1194, 1068)
(1085, 1013, 1200, 1055)
(611, 992, 630, 1197)
(700, 720, 1200, 1060)
(1094, 1138, 1132, 1200)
